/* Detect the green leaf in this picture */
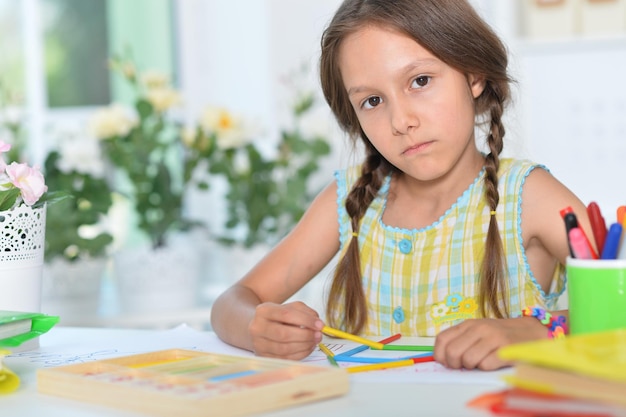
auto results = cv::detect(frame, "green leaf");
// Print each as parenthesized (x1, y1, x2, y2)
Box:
(34, 191, 73, 208)
(0, 189, 21, 211)
(136, 99, 153, 120)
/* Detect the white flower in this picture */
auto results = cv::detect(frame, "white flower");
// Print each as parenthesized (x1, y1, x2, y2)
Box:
(145, 86, 181, 113)
(141, 70, 170, 89)
(233, 150, 250, 175)
(89, 104, 137, 139)
(299, 105, 335, 139)
(0, 105, 23, 127)
(57, 133, 106, 177)
(200, 106, 253, 150)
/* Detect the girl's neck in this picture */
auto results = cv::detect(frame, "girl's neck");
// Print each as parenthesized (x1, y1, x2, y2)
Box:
(384, 153, 486, 229)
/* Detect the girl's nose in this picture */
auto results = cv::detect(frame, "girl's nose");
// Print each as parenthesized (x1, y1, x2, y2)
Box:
(390, 97, 419, 136)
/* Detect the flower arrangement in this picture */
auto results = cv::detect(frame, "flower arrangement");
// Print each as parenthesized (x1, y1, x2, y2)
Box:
(90, 57, 205, 250)
(202, 93, 332, 247)
(91, 55, 331, 250)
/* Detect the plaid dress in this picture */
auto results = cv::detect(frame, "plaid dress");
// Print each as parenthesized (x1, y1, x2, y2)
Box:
(333, 158, 566, 337)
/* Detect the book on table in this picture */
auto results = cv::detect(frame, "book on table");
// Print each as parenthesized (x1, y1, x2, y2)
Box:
(0, 311, 34, 341)
(0, 310, 59, 348)
(497, 328, 626, 409)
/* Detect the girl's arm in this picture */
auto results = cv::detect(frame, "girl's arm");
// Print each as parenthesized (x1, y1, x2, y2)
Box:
(210, 181, 341, 360)
(434, 167, 591, 370)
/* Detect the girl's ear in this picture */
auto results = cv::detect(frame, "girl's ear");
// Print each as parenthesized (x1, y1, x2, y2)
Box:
(469, 74, 486, 98)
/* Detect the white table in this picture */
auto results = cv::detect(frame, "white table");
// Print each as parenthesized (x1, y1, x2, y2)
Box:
(2, 326, 509, 417)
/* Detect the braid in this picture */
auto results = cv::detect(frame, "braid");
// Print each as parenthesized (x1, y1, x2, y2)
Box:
(479, 84, 508, 318)
(326, 150, 386, 333)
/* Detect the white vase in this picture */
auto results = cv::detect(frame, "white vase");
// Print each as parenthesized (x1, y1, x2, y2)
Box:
(0, 204, 46, 313)
(41, 257, 107, 324)
(113, 236, 201, 315)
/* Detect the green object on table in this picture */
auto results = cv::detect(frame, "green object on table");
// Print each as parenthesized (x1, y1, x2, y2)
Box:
(379, 345, 433, 352)
(0, 311, 60, 347)
(567, 258, 626, 335)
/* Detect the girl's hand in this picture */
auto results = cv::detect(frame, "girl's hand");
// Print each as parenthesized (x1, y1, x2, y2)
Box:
(433, 317, 546, 371)
(247, 301, 324, 360)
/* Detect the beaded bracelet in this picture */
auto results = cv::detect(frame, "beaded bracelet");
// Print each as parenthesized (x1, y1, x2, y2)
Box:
(522, 307, 568, 339)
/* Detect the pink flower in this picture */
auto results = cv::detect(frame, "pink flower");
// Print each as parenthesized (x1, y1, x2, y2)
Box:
(0, 140, 10, 153)
(5, 162, 48, 206)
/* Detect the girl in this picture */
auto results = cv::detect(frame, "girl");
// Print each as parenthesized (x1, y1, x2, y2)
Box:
(211, 0, 592, 371)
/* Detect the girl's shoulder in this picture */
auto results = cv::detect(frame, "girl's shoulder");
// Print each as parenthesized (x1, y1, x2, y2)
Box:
(334, 164, 362, 184)
(497, 158, 550, 191)
(334, 165, 362, 197)
(498, 158, 546, 177)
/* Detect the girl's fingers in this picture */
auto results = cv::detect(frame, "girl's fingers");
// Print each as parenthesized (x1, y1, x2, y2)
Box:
(253, 338, 318, 360)
(435, 324, 481, 369)
(252, 322, 320, 359)
(249, 302, 322, 359)
(434, 318, 520, 371)
(256, 302, 323, 331)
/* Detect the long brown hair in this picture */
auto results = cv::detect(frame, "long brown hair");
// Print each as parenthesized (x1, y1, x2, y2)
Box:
(320, 0, 512, 333)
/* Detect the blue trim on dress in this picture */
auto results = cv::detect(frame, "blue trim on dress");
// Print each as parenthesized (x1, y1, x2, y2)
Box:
(377, 167, 486, 234)
(335, 169, 350, 251)
(516, 164, 565, 303)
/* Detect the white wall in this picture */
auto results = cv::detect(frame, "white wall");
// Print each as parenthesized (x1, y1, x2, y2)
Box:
(517, 38, 626, 217)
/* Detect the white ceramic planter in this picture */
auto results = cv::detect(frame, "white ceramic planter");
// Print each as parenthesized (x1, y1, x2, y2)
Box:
(0, 204, 46, 313)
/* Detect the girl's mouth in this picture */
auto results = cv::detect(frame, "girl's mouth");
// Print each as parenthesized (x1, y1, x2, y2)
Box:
(402, 141, 433, 156)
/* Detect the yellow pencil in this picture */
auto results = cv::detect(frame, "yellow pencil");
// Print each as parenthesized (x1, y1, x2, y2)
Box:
(318, 343, 335, 358)
(321, 326, 384, 350)
(346, 357, 425, 374)
(318, 343, 339, 367)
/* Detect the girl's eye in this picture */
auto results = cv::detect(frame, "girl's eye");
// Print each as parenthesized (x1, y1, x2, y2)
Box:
(362, 96, 382, 109)
(412, 76, 430, 88)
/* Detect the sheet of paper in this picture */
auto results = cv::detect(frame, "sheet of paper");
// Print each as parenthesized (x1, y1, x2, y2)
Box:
(5, 325, 510, 388)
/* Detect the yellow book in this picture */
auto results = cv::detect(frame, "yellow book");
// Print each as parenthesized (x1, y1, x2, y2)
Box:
(499, 328, 626, 382)
(498, 329, 626, 408)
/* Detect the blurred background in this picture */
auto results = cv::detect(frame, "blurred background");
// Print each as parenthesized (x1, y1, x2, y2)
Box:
(1, 0, 625, 329)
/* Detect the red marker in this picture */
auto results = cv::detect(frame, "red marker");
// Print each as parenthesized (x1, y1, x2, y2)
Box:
(587, 202, 607, 254)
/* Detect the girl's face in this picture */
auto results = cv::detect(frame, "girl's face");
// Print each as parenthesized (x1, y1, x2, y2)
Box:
(338, 25, 485, 184)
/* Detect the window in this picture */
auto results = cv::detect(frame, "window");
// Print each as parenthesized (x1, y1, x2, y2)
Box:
(42, 0, 111, 107)
(0, 0, 175, 159)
